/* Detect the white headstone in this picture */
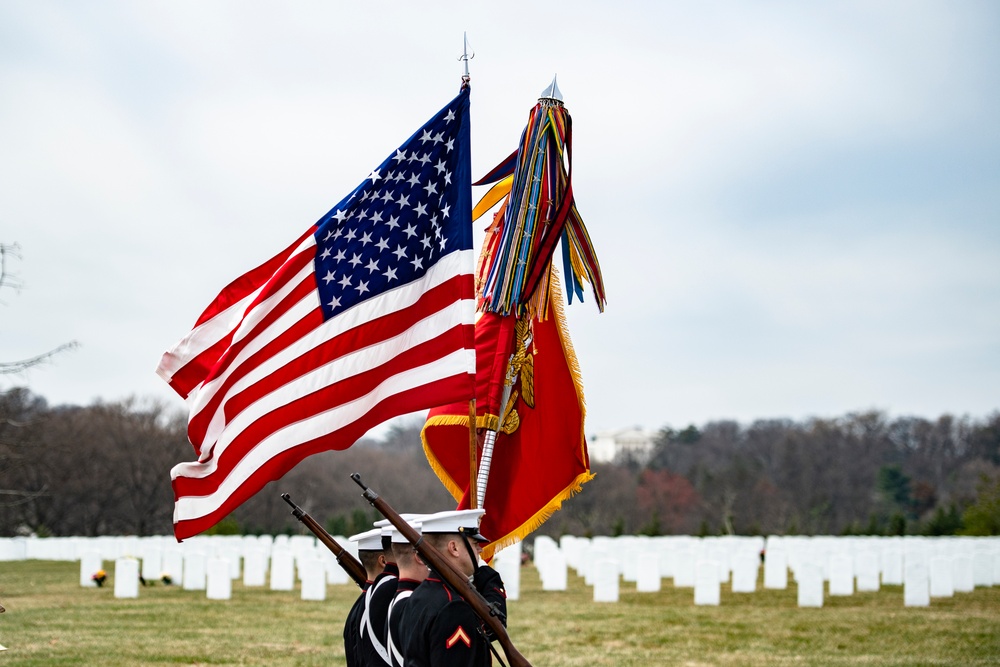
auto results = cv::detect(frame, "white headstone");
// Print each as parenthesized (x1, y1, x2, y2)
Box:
(731, 553, 758, 593)
(494, 542, 522, 601)
(540, 550, 568, 591)
(114, 557, 140, 599)
(299, 555, 327, 601)
(855, 552, 880, 592)
(828, 554, 854, 596)
(243, 549, 268, 587)
(694, 559, 721, 606)
(929, 556, 953, 597)
(636, 552, 661, 593)
(881, 547, 904, 585)
(904, 560, 930, 607)
(593, 559, 619, 603)
(796, 562, 823, 608)
(141, 547, 162, 582)
(764, 550, 788, 589)
(80, 552, 102, 587)
(673, 547, 695, 588)
(972, 551, 993, 587)
(162, 549, 184, 587)
(183, 553, 207, 591)
(270, 548, 295, 591)
(206, 557, 232, 600)
(952, 555, 974, 593)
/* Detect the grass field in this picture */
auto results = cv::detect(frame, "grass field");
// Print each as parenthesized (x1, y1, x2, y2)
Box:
(0, 559, 998, 666)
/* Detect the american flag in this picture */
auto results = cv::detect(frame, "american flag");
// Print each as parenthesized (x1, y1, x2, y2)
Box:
(157, 88, 476, 540)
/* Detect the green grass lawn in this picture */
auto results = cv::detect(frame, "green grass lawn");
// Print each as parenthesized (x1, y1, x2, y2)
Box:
(0, 559, 997, 666)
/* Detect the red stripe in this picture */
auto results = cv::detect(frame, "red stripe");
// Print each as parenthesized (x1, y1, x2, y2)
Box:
(172, 373, 473, 541)
(172, 321, 474, 499)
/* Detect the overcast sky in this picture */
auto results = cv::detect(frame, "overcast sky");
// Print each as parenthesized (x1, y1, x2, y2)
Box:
(2, 1, 998, 437)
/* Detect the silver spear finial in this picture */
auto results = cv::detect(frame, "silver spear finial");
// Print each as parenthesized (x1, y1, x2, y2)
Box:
(539, 74, 563, 104)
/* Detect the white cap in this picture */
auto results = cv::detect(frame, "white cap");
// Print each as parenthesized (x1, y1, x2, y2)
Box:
(419, 509, 488, 542)
(374, 514, 425, 544)
(348, 528, 383, 551)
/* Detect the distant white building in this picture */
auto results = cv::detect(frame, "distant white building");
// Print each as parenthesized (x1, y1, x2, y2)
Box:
(589, 428, 659, 464)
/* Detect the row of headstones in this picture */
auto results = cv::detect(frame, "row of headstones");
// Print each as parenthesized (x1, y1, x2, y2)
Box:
(83, 543, 354, 601)
(80, 539, 528, 603)
(0, 534, 324, 562)
(531, 534, 1000, 606)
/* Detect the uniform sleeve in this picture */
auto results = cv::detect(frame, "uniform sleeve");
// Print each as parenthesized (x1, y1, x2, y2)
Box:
(472, 565, 507, 631)
(426, 600, 492, 667)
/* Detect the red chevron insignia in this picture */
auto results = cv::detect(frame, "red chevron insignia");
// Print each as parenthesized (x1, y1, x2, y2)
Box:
(446, 626, 472, 649)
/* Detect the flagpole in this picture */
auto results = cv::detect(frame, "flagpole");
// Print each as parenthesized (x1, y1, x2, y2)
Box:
(476, 354, 517, 509)
(468, 398, 478, 509)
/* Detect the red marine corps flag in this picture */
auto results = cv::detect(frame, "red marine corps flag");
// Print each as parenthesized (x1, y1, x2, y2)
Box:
(422, 78, 607, 560)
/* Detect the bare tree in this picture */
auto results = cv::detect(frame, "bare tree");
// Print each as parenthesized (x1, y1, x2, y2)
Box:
(0, 242, 78, 375)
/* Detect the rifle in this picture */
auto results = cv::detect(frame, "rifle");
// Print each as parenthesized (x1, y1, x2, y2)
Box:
(281, 492, 367, 589)
(350, 473, 532, 667)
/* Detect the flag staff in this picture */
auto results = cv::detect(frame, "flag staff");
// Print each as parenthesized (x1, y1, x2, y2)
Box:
(459, 32, 474, 88)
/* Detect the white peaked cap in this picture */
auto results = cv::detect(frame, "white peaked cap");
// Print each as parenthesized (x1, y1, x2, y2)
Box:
(419, 509, 488, 542)
(348, 527, 383, 551)
(373, 514, 425, 544)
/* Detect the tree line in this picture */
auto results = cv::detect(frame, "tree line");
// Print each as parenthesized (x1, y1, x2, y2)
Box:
(1, 386, 998, 539)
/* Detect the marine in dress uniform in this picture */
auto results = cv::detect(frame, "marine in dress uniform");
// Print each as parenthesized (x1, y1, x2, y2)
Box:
(385, 517, 430, 667)
(357, 515, 422, 666)
(399, 509, 507, 667)
(345, 528, 387, 667)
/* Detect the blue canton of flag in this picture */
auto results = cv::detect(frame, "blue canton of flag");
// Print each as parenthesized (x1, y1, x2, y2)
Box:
(314, 87, 473, 318)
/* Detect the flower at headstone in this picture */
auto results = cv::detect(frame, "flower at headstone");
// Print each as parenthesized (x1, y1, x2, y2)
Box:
(91, 570, 107, 587)
(160, 572, 173, 586)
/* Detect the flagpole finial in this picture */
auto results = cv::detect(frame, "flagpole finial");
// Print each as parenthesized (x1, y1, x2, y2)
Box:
(459, 32, 474, 88)
(539, 75, 563, 104)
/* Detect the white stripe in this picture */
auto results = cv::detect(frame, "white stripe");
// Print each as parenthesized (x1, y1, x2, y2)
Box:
(172, 345, 475, 522)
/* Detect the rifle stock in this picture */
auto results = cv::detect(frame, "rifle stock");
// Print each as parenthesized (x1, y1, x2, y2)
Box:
(281, 492, 367, 588)
(350, 473, 532, 667)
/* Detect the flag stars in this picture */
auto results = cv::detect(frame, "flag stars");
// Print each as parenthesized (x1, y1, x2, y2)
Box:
(322, 270, 336, 284)
(355, 280, 370, 295)
(393, 149, 407, 162)
(420, 235, 432, 250)
(349, 253, 363, 268)
(360, 231, 373, 246)
(444, 109, 456, 122)
(320, 247, 332, 260)
(383, 266, 398, 282)
(338, 275, 352, 289)
(413, 202, 428, 218)
(410, 256, 424, 271)
(407, 173, 421, 187)
(365, 258, 380, 273)
(386, 215, 400, 230)
(420, 129, 434, 144)
(403, 223, 417, 238)
(333, 210, 349, 223)
(327, 295, 341, 310)
(434, 160, 447, 175)
(345, 228, 357, 242)
(393, 245, 407, 260)
(376, 237, 390, 252)
(423, 181, 438, 197)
